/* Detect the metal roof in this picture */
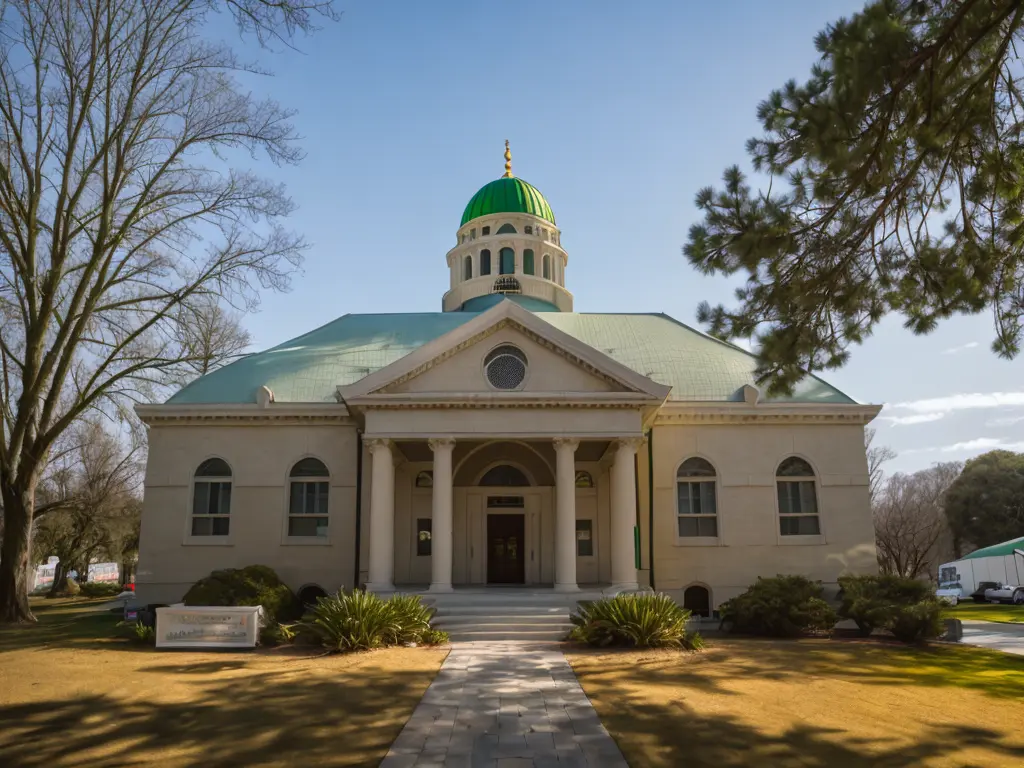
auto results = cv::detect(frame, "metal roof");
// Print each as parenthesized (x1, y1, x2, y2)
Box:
(962, 536, 1024, 560)
(166, 305, 857, 405)
(461, 177, 555, 227)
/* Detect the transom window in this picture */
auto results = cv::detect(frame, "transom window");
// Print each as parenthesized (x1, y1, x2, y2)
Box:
(574, 471, 594, 488)
(496, 223, 517, 234)
(192, 458, 232, 536)
(479, 464, 531, 486)
(289, 457, 329, 537)
(415, 471, 433, 488)
(776, 457, 820, 536)
(484, 344, 527, 390)
(676, 457, 718, 537)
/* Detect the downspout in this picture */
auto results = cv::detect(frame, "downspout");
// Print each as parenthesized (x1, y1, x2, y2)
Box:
(647, 428, 655, 590)
(353, 429, 364, 591)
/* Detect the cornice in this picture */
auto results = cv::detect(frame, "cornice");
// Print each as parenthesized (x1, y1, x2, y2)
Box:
(345, 391, 660, 410)
(135, 403, 354, 426)
(654, 402, 882, 426)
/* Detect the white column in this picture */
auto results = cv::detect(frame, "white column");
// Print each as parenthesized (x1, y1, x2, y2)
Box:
(428, 437, 455, 592)
(554, 438, 580, 592)
(365, 438, 396, 592)
(610, 438, 641, 592)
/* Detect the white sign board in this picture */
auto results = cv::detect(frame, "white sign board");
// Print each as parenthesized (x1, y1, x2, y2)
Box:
(155, 606, 262, 649)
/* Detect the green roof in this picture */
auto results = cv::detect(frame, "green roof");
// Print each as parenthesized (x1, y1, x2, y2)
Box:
(963, 537, 1024, 560)
(166, 304, 856, 406)
(461, 177, 555, 227)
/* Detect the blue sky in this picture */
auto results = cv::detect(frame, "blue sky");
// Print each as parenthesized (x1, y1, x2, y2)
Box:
(221, 0, 1023, 474)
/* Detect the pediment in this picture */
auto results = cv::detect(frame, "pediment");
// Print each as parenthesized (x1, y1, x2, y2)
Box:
(338, 300, 671, 405)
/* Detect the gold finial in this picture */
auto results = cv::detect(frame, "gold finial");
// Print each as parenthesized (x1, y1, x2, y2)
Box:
(503, 139, 513, 178)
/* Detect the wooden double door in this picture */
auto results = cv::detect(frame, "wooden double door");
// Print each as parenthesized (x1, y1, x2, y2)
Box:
(486, 513, 525, 584)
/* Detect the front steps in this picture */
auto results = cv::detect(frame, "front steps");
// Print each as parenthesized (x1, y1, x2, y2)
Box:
(421, 589, 603, 642)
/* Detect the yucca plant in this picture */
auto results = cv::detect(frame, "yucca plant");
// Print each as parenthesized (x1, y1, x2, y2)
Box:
(569, 593, 701, 649)
(300, 590, 439, 652)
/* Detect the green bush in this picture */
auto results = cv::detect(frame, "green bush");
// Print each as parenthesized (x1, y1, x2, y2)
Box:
(260, 622, 299, 647)
(421, 629, 450, 646)
(719, 575, 837, 637)
(837, 574, 934, 637)
(300, 590, 440, 652)
(182, 565, 302, 623)
(80, 582, 123, 598)
(117, 620, 155, 645)
(569, 593, 703, 649)
(888, 599, 946, 644)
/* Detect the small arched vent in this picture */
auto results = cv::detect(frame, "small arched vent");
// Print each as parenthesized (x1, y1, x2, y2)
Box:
(492, 276, 522, 294)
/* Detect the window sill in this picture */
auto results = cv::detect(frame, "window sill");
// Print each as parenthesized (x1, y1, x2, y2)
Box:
(674, 537, 721, 547)
(777, 534, 826, 546)
(281, 537, 332, 546)
(182, 537, 233, 546)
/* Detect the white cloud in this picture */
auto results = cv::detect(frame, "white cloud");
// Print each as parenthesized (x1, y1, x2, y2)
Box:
(888, 391, 1024, 414)
(987, 415, 1024, 427)
(941, 341, 980, 355)
(904, 437, 1024, 455)
(879, 412, 946, 426)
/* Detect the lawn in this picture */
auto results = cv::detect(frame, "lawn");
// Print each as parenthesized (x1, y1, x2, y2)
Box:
(0, 598, 447, 768)
(945, 601, 1024, 624)
(568, 637, 1024, 768)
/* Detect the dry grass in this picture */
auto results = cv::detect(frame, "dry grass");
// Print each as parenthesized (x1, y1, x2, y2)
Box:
(0, 598, 447, 768)
(568, 637, 1024, 768)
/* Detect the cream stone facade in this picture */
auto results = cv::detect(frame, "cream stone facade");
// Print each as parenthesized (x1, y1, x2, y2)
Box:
(136, 156, 881, 614)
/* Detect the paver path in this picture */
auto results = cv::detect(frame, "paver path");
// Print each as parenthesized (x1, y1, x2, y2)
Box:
(380, 642, 628, 767)
(961, 620, 1024, 656)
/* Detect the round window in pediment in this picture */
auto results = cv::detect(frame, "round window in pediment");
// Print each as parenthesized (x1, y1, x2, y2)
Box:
(484, 344, 527, 390)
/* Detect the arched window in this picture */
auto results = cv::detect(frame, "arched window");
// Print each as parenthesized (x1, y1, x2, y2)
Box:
(479, 464, 531, 486)
(776, 457, 820, 535)
(463, 255, 473, 281)
(480, 249, 491, 276)
(523, 249, 535, 275)
(683, 585, 711, 618)
(497, 223, 517, 234)
(192, 458, 232, 536)
(415, 471, 433, 488)
(289, 457, 329, 537)
(298, 584, 328, 607)
(676, 457, 718, 537)
(574, 471, 594, 488)
(499, 247, 515, 275)
(543, 254, 551, 279)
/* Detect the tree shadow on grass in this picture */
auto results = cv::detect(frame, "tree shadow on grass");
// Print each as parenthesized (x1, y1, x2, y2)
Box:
(0, 659, 438, 768)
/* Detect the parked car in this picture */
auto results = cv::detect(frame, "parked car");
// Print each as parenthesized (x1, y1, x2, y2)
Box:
(970, 581, 1024, 604)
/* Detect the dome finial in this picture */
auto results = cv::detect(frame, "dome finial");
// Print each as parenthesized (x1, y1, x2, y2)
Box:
(503, 139, 513, 178)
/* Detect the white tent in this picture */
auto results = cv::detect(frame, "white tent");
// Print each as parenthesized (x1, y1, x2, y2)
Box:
(938, 536, 1024, 598)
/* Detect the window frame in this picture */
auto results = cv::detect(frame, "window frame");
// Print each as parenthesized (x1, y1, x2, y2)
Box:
(775, 456, 824, 542)
(480, 249, 492, 276)
(674, 456, 721, 545)
(283, 456, 331, 544)
(463, 254, 473, 281)
(186, 457, 233, 544)
(523, 248, 534, 275)
(416, 517, 432, 557)
(542, 254, 550, 279)
(499, 247, 515, 275)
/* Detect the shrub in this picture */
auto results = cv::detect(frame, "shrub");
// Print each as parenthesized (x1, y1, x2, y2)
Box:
(80, 582, 123, 598)
(837, 574, 934, 637)
(182, 565, 302, 623)
(719, 575, 837, 637)
(421, 629, 450, 646)
(569, 593, 703, 649)
(300, 590, 439, 652)
(888, 599, 946, 644)
(260, 622, 299, 647)
(117, 620, 155, 645)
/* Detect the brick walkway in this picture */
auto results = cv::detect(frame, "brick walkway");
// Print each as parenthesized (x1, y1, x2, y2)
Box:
(380, 642, 628, 767)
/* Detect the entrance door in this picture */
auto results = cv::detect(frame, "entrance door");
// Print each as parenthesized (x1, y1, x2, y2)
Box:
(487, 514, 525, 584)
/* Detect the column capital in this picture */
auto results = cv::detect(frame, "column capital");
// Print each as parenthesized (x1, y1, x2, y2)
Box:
(363, 437, 392, 452)
(427, 437, 456, 452)
(615, 436, 644, 454)
(553, 437, 580, 452)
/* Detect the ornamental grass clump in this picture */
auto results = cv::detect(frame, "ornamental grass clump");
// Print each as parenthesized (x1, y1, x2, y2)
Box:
(569, 593, 704, 650)
(301, 590, 442, 652)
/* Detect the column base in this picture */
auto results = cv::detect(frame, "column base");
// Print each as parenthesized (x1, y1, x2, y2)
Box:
(364, 581, 395, 594)
(554, 583, 580, 593)
(604, 582, 640, 596)
(428, 583, 454, 593)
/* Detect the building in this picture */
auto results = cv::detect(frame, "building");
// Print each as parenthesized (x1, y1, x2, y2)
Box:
(136, 145, 881, 615)
(938, 537, 1024, 602)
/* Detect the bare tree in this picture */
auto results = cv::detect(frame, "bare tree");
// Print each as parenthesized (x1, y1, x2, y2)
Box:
(865, 427, 897, 505)
(0, 0, 336, 622)
(874, 462, 962, 580)
(174, 297, 252, 378)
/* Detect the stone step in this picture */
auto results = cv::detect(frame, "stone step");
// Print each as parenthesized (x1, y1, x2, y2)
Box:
(432, 605, 570, 616)
(435, 617, 571, 629)
(444, 627, 571, 642)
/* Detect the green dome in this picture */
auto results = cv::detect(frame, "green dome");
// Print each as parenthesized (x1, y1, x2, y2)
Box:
(461, 177, 555, 227)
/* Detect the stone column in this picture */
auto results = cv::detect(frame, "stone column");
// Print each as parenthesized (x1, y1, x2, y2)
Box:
(610, 438, 641, 592)
(365, 438, 396, 592)
(554, 438, 580, 592)
(428, 437, 456, 592)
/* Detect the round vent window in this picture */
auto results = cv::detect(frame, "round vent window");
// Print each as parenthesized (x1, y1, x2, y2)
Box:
(484, 345, 527, 390)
